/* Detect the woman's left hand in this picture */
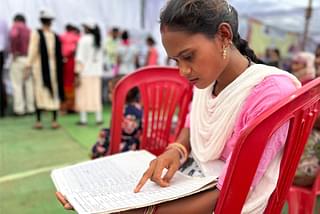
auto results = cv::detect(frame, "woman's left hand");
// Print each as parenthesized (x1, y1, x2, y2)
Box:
(55, 192, 74, 210)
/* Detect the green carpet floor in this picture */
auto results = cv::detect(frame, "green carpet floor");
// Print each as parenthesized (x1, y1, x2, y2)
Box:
(0, 106, 111, 214)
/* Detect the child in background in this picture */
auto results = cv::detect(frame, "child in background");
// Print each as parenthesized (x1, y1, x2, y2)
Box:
(91, 83, 142, 159)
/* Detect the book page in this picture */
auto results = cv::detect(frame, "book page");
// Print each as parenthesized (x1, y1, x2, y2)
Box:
(51, 150, 219, 214)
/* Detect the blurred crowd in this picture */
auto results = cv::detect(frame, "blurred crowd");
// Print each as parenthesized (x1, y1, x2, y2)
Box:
(0, 9, 160, 128)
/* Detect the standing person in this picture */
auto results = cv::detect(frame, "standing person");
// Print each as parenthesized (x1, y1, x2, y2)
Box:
(104, 27, 120, 76)
(57, 0, 301, 213)
(0, 18, 9, 117)
(117, 30, 139, 75)
(75, 20, 103, 125)
(264, 48, 282, 68)
(102, 27, 120, 104)
(145, 35, 158, 66)
(25, 9, 64, 129)
(60, 24, 80, 114)
(9, 14, 35, 116)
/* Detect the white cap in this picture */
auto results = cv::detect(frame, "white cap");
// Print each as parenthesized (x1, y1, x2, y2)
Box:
(39, 9, 55, 19)
(82, 18, 96, 29)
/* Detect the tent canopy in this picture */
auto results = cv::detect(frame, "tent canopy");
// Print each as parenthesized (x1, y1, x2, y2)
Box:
(0, 0, 318, 42)
(229, 0, 320, 42)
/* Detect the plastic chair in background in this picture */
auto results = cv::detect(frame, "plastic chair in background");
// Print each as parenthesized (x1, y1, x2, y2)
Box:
(108, 66, 193, 156)
(215, 78, 320, 214)
(287, 171, 320, 214)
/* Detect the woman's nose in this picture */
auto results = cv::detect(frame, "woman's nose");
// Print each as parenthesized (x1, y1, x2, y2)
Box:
(179, 66, 191, 77)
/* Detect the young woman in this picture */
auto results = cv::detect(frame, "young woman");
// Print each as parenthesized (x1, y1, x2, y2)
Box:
(74, 20, 104, 125)
(57, 0, 301, 213)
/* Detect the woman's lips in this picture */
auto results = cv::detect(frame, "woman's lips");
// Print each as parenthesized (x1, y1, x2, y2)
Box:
(188, 77, 199, 84)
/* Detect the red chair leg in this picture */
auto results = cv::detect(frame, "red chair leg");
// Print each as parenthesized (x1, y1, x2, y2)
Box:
(287, 187, 315, 214)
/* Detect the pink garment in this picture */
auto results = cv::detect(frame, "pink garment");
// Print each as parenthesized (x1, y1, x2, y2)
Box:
(185, 75, 297, 189)
(60, 31, 79, 57)
(146, 47, 158, 65)
(10, 22, 30, 56)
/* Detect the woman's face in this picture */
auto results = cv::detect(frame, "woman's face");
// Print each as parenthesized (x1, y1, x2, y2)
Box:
(161, 29, 225, 89)
(291, 60, 306, 73)
(315, 50, 320, 67)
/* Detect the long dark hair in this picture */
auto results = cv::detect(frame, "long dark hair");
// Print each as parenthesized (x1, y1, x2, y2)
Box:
(87, 26, 101, 49)
(160, 0, 262, 63)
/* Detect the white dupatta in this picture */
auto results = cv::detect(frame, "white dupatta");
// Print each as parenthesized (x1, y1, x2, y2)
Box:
(190, 64, 301, 213)
(190, 64, 301, 164)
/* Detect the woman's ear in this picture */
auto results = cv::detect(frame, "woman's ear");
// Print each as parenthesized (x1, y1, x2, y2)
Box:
(216, 23, 233, 45)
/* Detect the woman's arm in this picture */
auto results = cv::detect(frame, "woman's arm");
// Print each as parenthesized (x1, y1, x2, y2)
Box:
(125, 188, 219, 214)
(175, 127, 191, 153)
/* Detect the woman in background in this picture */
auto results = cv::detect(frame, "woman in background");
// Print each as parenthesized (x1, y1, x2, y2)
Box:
(291, 52, 316, 85)
(145, 36, 158, 66)
(75, 19, 103, 125)
(60, 24, 80, 114)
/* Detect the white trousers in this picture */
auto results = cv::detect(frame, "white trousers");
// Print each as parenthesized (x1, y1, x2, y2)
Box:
(80, 111, 103, 123)
(10, 56, 35, 114)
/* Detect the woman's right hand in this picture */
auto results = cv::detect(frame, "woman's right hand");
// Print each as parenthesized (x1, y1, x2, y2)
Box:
(55, 192, 74, 210)
(134, 148, 181, 193)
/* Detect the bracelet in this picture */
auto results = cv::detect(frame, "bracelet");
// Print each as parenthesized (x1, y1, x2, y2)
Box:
(166, 142, 188, 165)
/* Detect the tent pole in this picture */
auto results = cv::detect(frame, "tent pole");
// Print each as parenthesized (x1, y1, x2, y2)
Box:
(302, 0, 313, 50)
(141, 0, 146, 29)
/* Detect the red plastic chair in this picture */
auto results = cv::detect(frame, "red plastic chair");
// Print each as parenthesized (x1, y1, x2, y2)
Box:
(215, 77, 320, 214)
(287, 171, 320, 214)
(108, 66, 193, 156)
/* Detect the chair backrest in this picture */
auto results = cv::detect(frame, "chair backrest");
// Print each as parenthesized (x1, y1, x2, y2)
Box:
(313, 171, 320, 195)
(108, 66, 193, 156)
(215, 77, 320, 214)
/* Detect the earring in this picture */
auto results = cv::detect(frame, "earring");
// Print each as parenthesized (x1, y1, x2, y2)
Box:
(222, 45, 227, 59)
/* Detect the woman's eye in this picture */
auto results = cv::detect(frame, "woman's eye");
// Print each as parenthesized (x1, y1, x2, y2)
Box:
(182, 54, 193, 61)
(171, 58, 179, 65)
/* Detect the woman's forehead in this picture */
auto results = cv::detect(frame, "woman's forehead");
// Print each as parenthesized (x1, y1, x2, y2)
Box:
(161, 31, 200, 55)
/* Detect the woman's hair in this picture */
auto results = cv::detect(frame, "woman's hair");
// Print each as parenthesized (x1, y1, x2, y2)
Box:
(121, 30, 129, 41)
(146, 36, 155, 46)
(160, 0, 262, 63)
(86, 25, 101, 49)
